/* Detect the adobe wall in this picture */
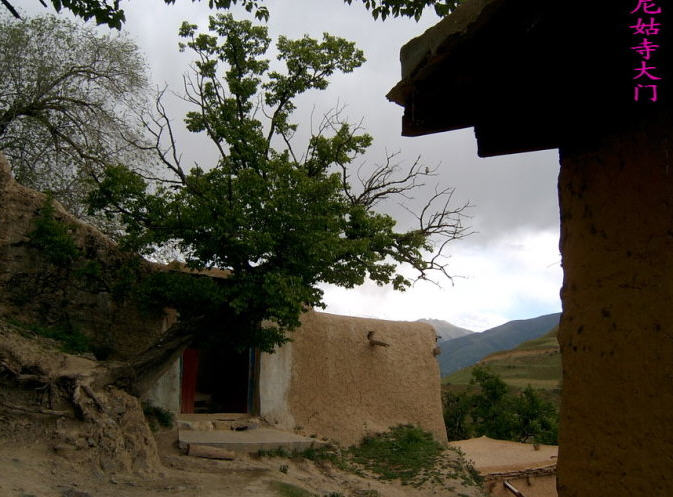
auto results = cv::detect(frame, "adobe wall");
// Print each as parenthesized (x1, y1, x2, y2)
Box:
(0, 154, 171, 360)
(557, 118, 673, 496)
(260, 311, 448, 446)
(142, 357, 181, 413)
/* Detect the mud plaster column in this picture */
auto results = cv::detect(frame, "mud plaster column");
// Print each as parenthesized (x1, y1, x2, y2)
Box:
(557, 118, 673, 497)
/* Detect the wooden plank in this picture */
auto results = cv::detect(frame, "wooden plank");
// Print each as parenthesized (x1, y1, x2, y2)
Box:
(503, 480, 526, 497)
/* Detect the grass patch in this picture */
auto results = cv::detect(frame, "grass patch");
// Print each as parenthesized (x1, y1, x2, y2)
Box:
(445, 446, 484, 487)
(142, 403, 175, 431)
(7, 317, 91, 355)
(348, 425, 443, 483)
(256, 426, 484, 492)
(268, 481, 315, 497)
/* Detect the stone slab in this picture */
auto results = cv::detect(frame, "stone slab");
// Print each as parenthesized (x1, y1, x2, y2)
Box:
(178, 427, 327, 454)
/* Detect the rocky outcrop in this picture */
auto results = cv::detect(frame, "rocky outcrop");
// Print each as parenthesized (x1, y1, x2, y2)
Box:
(0, 153, 171, 360)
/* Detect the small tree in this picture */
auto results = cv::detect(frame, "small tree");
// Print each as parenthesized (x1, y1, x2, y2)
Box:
(443, 389, 472, 440)
(89, 14, 469, 352)
(470, 365, 518, 440)
(513, 385, 558, 444)
(0, 15, 151, 225)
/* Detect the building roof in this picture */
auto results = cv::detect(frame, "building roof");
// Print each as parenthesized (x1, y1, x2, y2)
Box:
(387, 0, 672, 157)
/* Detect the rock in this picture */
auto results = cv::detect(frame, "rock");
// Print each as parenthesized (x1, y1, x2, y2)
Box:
(62, 489, 92, 497)
(53, 443, 77, 456)
(74, 438, 88, 450)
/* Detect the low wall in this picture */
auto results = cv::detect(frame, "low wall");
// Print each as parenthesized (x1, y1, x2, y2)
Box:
(260, 311, 447, 446)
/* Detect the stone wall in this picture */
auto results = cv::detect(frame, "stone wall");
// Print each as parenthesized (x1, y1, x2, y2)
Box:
(260, 311, 448, 446)
(557, 117, 673, 496)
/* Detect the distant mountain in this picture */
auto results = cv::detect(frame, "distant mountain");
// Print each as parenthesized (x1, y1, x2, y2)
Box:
(417, 319, 474, 342)
(444, 326, 561, 391)
(437, 312, 561, 377)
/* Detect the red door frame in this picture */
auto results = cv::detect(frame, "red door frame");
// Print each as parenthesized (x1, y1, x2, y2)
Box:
(180, 348, 199, 414)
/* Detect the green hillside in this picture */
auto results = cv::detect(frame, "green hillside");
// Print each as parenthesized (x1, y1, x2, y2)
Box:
(443, 327, 561, 391)
(437, 313, 560, 377)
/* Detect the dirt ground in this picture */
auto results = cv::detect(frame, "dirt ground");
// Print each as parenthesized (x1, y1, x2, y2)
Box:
(0, 422, 486, 497)
(0, 321, 485, 497)
(449, 436, 557, 474)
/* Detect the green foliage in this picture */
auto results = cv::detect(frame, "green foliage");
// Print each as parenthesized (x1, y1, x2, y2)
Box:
(89, 14, 466, 352)
(8, 318, 91, 355)
(142, 402, 175, 431)
(255, 428, 481, 492)
(348, 425, 443, 482)
(443, 366, 559, 445)
(28, 198, 81, 267)
(344, 0, 461, 20)
(40, 324, 90, 354)
(443, 390, 471, 441)
(444, 446, 483, 487)
(7, 0, 461, 29)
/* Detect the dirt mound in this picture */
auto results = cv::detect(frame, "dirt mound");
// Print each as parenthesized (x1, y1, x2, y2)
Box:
(0, 319, 162, 475)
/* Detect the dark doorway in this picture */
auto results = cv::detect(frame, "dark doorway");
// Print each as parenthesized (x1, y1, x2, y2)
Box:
(180, 347, 251, 414)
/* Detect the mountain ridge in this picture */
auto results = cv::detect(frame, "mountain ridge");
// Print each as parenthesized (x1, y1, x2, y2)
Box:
(417, 319, 474, 341)
(437, 312, 561, 377)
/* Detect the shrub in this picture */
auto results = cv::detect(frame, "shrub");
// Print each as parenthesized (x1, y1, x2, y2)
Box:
(142, 403, 175, 431)
(28, 198, 81, 267)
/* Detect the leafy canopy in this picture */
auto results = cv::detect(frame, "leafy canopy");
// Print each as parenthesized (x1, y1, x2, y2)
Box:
(89, 14, 467, 351)
(0, 14, 150, 226)
(443, 366, 559, 444)
(3, 0, 462, 28)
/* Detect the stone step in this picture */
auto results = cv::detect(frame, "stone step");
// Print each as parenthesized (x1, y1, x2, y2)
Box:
(176, 413, 256, 431)
(178, 427, 327, 454)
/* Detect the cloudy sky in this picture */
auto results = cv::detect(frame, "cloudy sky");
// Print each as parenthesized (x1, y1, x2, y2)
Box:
(20, 0, 563, 331)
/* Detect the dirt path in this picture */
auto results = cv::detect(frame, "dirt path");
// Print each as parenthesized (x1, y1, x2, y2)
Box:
(0, 426, 486, 497)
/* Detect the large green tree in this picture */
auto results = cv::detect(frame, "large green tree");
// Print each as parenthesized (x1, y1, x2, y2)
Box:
(89, 14, 469, 352)
(0, 14, 151, 224)
(2, 0, 461, 28)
